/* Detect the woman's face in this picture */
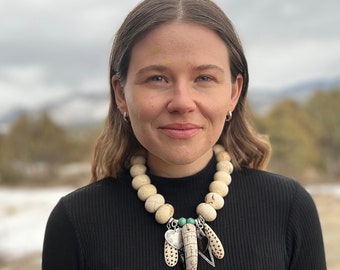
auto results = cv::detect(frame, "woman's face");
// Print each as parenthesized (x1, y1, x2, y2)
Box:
(113, 22, 242, 177)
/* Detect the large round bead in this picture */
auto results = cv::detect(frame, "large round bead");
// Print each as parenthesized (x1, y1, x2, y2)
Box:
(216, 151, 231, 162)
(213, 171, 232, 185)
(137, 184, 157, 201)
(213, 144, 225, 154)
(155, 204, 174, 224)
(216, 160, 233, 174)
(205, 192, 224, 210)
(132, 174, 151, 190)
(145, 194, 165, 213)
(130, 155, 146, 165)
(209, 181, 229, 197)
(130, 164, 147, 177)
(196, 203, 217, 222)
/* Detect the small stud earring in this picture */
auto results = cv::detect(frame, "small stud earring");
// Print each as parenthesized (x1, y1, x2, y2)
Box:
(123, 112, 129, 122)
(225, 111, 232, 122)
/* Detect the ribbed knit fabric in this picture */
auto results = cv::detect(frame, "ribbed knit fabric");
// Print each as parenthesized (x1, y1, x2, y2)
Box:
(42, 157, 326, 269)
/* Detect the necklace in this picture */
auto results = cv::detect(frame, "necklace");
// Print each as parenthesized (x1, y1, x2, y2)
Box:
(129, 145, 233, 269)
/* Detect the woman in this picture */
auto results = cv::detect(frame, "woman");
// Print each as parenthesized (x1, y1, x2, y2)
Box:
(42, 0, 326, 269)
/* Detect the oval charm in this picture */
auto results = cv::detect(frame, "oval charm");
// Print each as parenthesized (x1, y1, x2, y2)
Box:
(165, 228, 183, 250)
(204, 223, 225, 259)
(164, 240, 179, 267)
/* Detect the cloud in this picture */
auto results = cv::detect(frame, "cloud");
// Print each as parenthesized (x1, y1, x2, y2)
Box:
(0, 0, 135, 90)
(0, 65, 70, 111)
(246, 38, 340, 90)
(0, 0, 339, 117)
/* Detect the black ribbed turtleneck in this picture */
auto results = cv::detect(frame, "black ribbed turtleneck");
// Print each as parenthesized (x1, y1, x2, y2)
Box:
(42, 156, 326, 270)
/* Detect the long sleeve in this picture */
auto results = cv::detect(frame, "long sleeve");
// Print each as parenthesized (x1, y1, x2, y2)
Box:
(286, 182, 326, 270)
(42, 199, 84, 270)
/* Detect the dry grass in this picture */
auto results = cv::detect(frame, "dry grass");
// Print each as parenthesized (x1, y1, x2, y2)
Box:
(313, 194, 340, 270)
(0, 252, 41, 270)
(1, 194, 339, 270)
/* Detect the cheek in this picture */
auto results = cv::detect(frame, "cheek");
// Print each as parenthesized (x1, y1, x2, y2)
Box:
(206, 95, 230, 119)
(126, 95, 158, 124)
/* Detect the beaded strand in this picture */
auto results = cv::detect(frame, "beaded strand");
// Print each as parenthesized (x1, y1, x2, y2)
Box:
(130, 144, 233, 224)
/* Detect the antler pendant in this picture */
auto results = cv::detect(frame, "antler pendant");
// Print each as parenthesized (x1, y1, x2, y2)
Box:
(181, 223, 198, 270)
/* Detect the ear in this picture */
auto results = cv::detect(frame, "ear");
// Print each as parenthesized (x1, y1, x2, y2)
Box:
(229, 74, 243, 112)
(112, 75, 128, 113)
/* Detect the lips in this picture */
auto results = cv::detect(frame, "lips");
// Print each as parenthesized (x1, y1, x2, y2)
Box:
(159, 123, 202, 139)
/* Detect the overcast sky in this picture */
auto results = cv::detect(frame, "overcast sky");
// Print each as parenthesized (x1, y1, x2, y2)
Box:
(1, 0, 340, 114)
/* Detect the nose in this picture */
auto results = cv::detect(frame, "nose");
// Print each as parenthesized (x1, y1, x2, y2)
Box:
(167, 82, 197, 114)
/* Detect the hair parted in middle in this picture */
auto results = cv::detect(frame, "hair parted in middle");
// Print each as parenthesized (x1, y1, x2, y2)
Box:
(91, 0, 271, 182)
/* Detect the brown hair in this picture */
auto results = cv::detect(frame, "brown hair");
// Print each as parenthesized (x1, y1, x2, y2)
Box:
(91, 0, 271, 182)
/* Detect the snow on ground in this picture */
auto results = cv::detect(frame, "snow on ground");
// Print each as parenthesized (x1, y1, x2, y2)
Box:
(0, 187, 73, 260)
(0, 183, 340, 261)
(306, 183, 340, 197)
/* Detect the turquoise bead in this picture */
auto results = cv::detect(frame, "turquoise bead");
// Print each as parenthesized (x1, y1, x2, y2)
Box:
(178, 217, 186, 227)
(187, 218, 195, 225)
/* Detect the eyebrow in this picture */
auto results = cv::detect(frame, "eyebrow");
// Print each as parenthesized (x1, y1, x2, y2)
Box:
(135, 65, 168, 77)
(135, 64, 225, 76)
(193, 64, 225, 74)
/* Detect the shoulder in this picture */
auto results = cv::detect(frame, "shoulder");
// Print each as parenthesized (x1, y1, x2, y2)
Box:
(61, 177, 116, 204)
(58, 172, 132, 214)
(233, 167, 303, 193)
(231, 167, 314, 209)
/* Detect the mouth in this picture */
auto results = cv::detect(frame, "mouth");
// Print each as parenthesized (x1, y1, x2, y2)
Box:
(159, 123, 202, 139)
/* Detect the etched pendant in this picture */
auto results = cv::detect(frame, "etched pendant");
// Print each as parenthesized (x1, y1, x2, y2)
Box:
(164, 240, 179, 267)
(204, 223, 224, 259)
(181, 223, 198, 270)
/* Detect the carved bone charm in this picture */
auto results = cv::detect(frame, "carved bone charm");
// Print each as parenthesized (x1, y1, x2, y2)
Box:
(164, 240, 179, 267)
(182, 223, 198, 270)
(204, 223, 224, 259)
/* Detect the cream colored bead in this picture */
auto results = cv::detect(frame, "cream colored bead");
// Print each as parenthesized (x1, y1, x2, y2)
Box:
(213, 144, 225, 154)
(155, 204, 174, 224)
(209, 181, 229, 197)
(145, 194, 165, 213)
(130, 155, 146, 165)
(131, 174, 151, 190)
(196, 203, 217, 222)
(216, 160, 234, 174)
(130, 164, 147, 177)
(216, 151, 231, 162)
(205, 192, 225, 210)
(137, 184, 157, 201)
(213, 171, 232, 185)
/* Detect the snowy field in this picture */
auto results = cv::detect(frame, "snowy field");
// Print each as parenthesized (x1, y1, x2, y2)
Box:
(0, 184, 340, 268)
(0, 187, 73, 261)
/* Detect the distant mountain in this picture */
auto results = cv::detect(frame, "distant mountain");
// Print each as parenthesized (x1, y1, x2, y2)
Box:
(0, 91, 109, 133)
(248, 77, 340, 114)
(1, 77, 339, 133)
(47, 91, 110, 127)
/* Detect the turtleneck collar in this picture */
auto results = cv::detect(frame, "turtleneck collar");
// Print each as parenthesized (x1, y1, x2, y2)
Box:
(147, 155, 217, 218)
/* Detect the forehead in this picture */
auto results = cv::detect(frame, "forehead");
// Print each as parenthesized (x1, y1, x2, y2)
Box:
(129, 22, 229, 65)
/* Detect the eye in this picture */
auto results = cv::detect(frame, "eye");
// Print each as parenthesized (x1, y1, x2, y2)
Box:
(197, 75, 213, 82)
(150, 75, 167, 83)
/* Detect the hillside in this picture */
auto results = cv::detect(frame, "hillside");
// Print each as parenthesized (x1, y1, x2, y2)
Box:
(1, 77, 340, 133)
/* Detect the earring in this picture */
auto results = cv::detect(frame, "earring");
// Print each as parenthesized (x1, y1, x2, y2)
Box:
(123, 112, 129, 122)
(225, 111, 232, 122)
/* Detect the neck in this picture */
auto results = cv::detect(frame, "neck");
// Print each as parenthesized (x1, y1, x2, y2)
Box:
(147, 149, 213, 178)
